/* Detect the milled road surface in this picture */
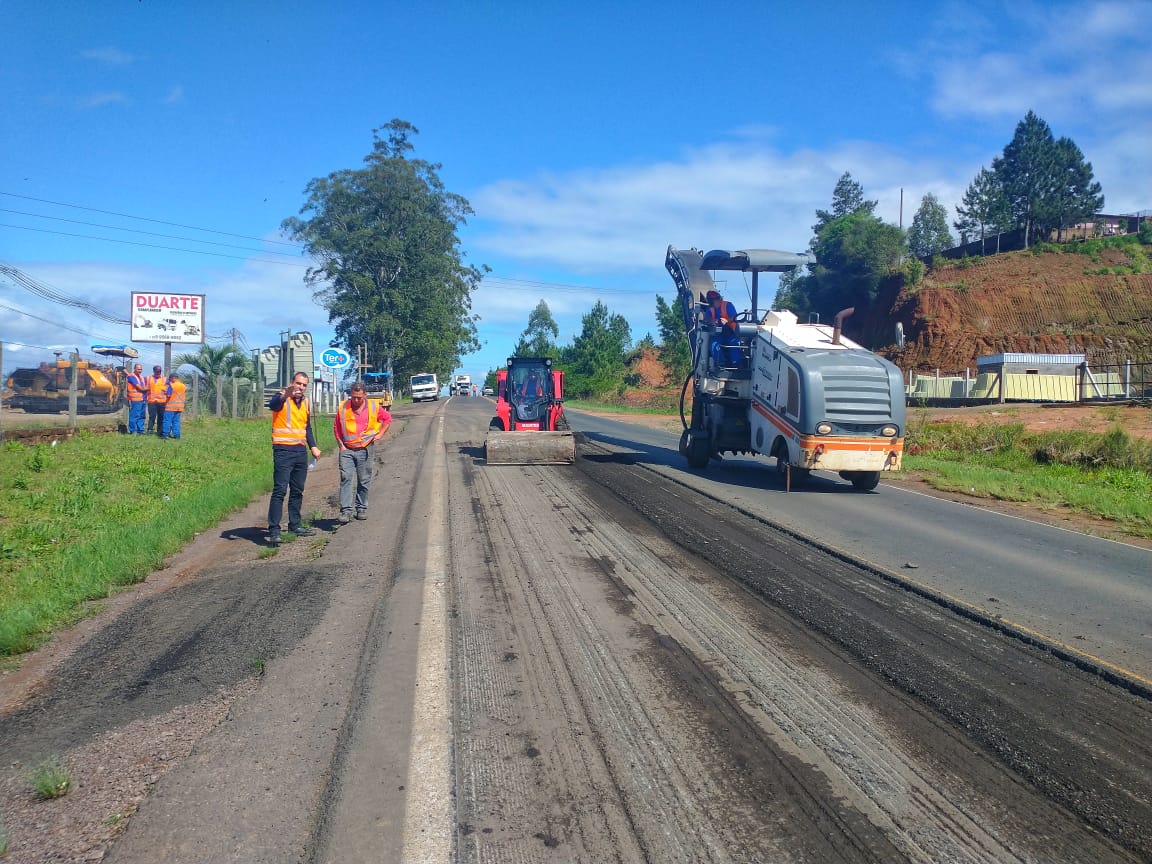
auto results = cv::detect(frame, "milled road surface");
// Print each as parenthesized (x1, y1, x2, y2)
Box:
(1, 396, 1150, 862)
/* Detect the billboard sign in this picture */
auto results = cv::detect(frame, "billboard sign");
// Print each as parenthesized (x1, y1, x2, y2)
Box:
(130, 292, 206, 344)
(321, 347, 353, 370)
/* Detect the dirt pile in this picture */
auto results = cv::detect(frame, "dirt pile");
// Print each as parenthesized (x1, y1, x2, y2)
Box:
(856, 244, 1152, 372)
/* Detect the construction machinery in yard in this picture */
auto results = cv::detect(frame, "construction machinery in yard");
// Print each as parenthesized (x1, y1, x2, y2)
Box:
(4, 349, 134, 414)
(666, 246, 905, 491)
(484, 356, 576, 465)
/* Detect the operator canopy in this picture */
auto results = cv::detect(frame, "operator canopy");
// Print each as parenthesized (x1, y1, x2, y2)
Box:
(700, 249, 813, 272)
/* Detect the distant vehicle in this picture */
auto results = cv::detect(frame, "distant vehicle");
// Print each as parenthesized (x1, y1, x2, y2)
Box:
(362, 371, 393, 408)
(454, 373, 472, 395)
(410, 372, 439, 402)
(483, 386, 494, 397)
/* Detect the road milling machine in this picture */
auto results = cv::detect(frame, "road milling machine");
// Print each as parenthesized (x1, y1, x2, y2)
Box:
(666, 246, 905, 491)
(484, 356, 576, 465)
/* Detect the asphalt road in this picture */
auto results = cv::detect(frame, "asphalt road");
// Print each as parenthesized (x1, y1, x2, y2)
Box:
(568, 408, 1152, 685)
(1, 395, 1148, 863)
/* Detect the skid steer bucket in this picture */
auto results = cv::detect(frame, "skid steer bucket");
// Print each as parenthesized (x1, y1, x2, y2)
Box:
(485, 430, 575, 465)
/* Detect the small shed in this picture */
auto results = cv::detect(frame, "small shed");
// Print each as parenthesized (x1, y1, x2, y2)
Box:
(972, 352, 1122, 402)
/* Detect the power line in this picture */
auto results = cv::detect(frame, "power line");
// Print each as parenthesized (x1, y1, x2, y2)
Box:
(0, 263, 129, 324)
(0, 208, 304, 258)
(0, 191, 304, 248)
(0, 224, 309, 267)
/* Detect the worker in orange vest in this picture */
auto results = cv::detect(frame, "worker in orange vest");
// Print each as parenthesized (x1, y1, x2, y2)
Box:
(333, 381, 392, 523)
(266, 372, 322, 545)
(163, 372, 188, 439)
(145, 364, 169, 437)
(125, 362, 148, 434)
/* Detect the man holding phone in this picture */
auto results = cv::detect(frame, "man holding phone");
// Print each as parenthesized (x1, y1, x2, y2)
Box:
(266, 372, 323, 546)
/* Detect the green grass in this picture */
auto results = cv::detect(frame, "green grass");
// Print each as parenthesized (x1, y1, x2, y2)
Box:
(29, 758, 71, 799)
(566, 397, 681, 415)
(0, 417, 335, 656)
(905, 420, 1152, 537)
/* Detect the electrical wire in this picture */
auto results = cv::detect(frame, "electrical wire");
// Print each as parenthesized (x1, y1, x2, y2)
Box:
(1, 262, 130, 323)
(0, 208, 304, 258)
(0, 191, 304, 248)
(0, 225, 309, 267)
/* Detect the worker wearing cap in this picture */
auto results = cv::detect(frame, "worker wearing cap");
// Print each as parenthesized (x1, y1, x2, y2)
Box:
(703, 290, 737, 326)
(163, 373, 187, 439)
(333, 381, 392, 523)
(125, 362, 148, 434)
(145, 365, 169, 437)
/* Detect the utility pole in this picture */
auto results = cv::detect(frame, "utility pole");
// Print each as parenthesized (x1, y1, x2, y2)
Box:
(356, 344, 372, 383)
(68, 350, 80, 428)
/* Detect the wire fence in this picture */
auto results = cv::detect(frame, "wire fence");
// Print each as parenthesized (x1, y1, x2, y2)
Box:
(906, 360, 1152, 405)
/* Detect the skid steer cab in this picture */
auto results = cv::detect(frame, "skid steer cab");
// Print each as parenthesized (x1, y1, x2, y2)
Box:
(485, 357, 575, 465)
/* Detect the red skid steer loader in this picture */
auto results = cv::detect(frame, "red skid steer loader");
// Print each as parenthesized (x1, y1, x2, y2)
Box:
(484, 356, 575, 465)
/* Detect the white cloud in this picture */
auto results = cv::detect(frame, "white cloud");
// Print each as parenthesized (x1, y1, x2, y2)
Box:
(80, 47, 135, 66)
(79, 92, 128, 110)
(164, 85, 185, 105)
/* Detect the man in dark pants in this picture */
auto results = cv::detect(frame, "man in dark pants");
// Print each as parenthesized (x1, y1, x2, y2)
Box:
(266, 372, 322, 546)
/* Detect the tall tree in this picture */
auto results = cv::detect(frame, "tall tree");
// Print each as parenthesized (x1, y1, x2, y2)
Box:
(954, 167, 1012, 254)
(907, 193, 955, 259)
(806, 212, 906, 317)
(1044, 136, 1105, 242)
(512, 299, 560, 357)
(812, 172, 878, 236)
(564, 300, 632, 398)
(281, 120, 483, 386)
(655, 294, 691, 382)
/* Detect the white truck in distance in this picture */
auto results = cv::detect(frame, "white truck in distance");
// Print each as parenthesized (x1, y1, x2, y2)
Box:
(454, 374, 472, 395)
(410, 372, 439, 402)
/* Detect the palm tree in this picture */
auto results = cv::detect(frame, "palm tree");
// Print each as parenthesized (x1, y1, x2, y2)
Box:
(173, 345, 251, 417)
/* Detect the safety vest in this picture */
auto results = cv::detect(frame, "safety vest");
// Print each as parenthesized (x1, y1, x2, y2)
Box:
(704, 301, 736, 325)
(336, 398, 384, 448)
(272, 396, 310, 446)
(146, 375, 169, 404)
(126, 373, 146, 403)
(166, 380, 187, 412)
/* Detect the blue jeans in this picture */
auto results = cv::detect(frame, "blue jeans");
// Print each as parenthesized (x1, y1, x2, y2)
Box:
(128, 401, 146, 434)
(338, 446, 373, 513)
(268, 446, 309, 532)
(163, 410, 183, 439)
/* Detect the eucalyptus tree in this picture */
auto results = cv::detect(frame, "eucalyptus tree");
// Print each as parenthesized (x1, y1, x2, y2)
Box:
(513, 299, 560, 358)
(282, 120, 483, 385)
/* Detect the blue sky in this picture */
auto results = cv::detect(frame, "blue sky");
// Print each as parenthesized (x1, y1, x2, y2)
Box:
(2, 0, 1150, 385)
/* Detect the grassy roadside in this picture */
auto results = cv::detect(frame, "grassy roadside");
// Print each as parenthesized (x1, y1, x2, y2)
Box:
(0, 417, 335, 657)
(903, 420, 1152, 538)
(566, 397, 683, 416)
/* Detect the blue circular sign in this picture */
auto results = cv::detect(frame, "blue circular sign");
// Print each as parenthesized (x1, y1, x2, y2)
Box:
(321, 347, 353, 369)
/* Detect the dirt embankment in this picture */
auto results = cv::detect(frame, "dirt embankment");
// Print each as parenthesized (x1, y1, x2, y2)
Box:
(857, 244, 1152, 372)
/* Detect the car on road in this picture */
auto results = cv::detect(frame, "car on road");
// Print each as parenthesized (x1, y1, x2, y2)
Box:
(483, 386, 494, 396)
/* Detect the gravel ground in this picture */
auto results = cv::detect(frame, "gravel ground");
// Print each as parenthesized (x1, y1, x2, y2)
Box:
(0, 680, 257, 862)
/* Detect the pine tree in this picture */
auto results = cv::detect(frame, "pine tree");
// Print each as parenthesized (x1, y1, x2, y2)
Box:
(954, 168, 1012, 254)
(907, 194, 955, 259)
